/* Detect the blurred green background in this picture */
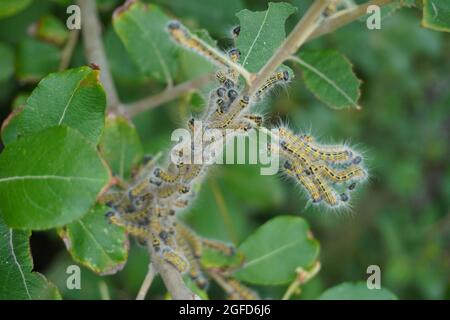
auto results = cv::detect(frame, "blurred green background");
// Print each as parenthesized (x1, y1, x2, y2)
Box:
(0, 0, 449, 299)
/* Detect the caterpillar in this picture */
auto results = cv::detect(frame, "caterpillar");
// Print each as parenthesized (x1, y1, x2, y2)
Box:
(106, 211, 152, 238)
(215, 71, 235, 89)
(311, 164, 367, 183)
(153, 167, 179, 183)
(254, 70, 289, 99)
(278, 128, 353, 163)
(177, 234, 208, 289)
(208, 95, 250, 129)
(225, 279, 259, 300)
(312, 174, 339, 207)
(128, 179, 150, 199)
(177, 223, 203, 258)
(161, 246, 190, 273)
(283, 160, 322, 203)
(168, 21, 230, 69)
(121, 208, 149, 223)
(201, 238, 235, 256)
(156, 184, 190, 198)
(227, 48, 241, 81)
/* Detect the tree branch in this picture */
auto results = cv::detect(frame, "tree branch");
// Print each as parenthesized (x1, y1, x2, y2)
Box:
(125, 73, 212, 118)
(77, 0, 121, 110)
(148, 244, 199, 300)
(308, 0, 393, 41)
(136, 262, 156, 300)
(59, 29, 79, 71)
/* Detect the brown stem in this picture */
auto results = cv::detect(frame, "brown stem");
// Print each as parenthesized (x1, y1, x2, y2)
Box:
(308, 0, 393, 41)
(125, 73, 212, 118)
(136, 263, 156, 300)
(59, 29, 79, 71)
(148, 244, 198, 300)
(77, 0, 121, 111)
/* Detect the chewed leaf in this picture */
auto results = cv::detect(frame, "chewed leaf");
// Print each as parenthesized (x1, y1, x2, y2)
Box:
(234, 216, 319, 285)
(18, 66, 106, 145)
(297, 50, 362, 110)
(0, 126, 111, 230)
(0, 216, 61, 299)
(113, 1, 177, 84)
(422, 0, 450, 32)
(58, 204, 128, 275)
(236, 2, 296, 72)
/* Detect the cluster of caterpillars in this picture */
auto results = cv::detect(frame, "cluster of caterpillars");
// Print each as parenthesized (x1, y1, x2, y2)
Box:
(276, 127, 367, 208)
(100, 19, 366, 299)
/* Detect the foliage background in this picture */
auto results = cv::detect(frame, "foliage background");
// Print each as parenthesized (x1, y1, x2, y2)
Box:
(0, 0, 449, 299)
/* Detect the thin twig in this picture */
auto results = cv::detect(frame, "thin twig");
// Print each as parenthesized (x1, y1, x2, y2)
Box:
(125, 73, 212, 118)
(59, 29, 79, 71)
(148, 244, 199, 300)
(308, 0, 393, 41)
(77, 0, 121, 110)
(136, 263, 156, 300)
(282, 262, 321, 300)
(98, 280, 111, 300)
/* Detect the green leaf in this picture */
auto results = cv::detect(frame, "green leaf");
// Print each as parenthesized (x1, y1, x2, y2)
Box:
(236, 2, 296, 72)
(34, 15, 69, 46)
(104, 26, 146, 85)
(0, 0, 32, 19)
(200, 247, 244, 269)
(234, 216, 319, 285)
(0, 126, 111, 230)
(297, 50, 362, 110)
(113, 1, 177, 84)
(0, 216, 61, 300)
(99, 114, 143, 180)
(16, 38, 60, 83)
(422, 0, 450, 32)
(221, 165, 284, 210)
(1, 108, 23, 145)
(58, 204, 128, 275)
(0, 42, 14, 82)
(18, 66, 106, 144)
(319, 282, 398, 300)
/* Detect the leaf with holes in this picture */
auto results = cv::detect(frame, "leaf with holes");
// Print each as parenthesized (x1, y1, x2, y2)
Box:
(113, 1, 177, 84)
(422, 0, 450, 32)
(297, 50, 362, 110)
(99, 114, 143, 180)
(234, 216, 319, 285)
(58, 204, 128, 275)
(319, 282, 398, 300)
(0, 216, 61, 299)
(18, 66, 106, 145)
(236, 2, 296, 72)
(0, 126, 111, 230)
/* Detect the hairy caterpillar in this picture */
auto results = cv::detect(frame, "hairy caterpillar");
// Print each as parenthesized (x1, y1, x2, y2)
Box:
(284, 160, 322, 203)
(254, 70, 289, 99)
(226, 279, 259, 300)
(153, 167, 179, 183)
(311, 164, 367, 183)
(279, 128, 353, 163)
(201, 238, 235, 256)
(161, 246, 190, 273)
